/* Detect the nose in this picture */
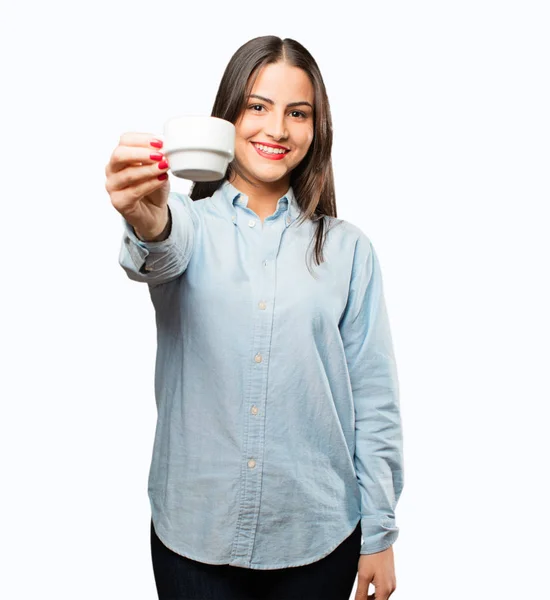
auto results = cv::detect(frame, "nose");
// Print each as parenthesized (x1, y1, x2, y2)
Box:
(263, 110, 288, 142)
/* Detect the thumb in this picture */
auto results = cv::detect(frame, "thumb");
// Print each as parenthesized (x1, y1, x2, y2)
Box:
(354, 578, 372, 600)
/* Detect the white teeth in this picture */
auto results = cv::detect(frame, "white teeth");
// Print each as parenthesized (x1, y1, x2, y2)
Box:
(254, 143, 287, 154)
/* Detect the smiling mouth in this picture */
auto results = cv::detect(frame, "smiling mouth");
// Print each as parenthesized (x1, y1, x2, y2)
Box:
(251, 142, 290, 160)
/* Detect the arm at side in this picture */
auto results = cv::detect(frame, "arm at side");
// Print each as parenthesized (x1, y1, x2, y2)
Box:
(339, 237, 404, 555)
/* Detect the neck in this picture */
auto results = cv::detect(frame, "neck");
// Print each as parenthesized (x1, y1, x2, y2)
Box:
(228, 173, 290, 218)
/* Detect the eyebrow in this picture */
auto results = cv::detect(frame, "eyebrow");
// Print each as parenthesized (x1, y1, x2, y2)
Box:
(248, 94, 313, 110)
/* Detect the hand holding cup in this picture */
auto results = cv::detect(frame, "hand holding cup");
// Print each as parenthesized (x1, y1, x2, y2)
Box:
(105, 133, 171, 240)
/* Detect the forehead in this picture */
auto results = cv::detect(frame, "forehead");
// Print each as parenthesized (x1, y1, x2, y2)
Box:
(249, 62, 314, 102)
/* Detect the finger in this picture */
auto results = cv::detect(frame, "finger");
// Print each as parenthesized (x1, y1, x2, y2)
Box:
(369, 586, 390, 600)
(117, 132, 165, 169)
(119, 131, 164, 149)
(105, 132, 164, 176)
(108, 171, 168, 213)
(355, 577, 374, 600)
(106, 156, 170, 194)
(106, 141, 167, 176)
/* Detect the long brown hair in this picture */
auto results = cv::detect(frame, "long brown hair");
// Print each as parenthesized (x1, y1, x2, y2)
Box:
(190, 35, 339, 269)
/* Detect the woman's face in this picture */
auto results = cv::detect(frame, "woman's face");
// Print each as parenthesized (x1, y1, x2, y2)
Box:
(233, 61, 315, 188)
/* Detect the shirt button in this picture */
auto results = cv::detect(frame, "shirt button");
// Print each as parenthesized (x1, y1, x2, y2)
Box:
(258, 301, 266, 310)
(251, 405, 258, 415)
(248, 219, 257, 227)
(248, 459, 256, 469)
(263, 260, 268, 267)
(254, 353, 262, 363)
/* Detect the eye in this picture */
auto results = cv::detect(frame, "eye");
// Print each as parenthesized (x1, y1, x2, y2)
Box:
(248, 104, 308, 119)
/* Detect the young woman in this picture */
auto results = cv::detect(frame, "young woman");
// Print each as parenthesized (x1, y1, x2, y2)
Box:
(106, 35, 404, 600)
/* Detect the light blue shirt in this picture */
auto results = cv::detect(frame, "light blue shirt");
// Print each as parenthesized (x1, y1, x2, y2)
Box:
(118, 179, 404, 569)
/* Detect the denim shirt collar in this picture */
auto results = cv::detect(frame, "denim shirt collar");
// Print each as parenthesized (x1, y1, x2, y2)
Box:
(218, 179, 301, 227)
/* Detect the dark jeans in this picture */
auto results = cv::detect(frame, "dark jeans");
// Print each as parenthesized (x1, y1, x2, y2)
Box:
(151, 518, 362, 600)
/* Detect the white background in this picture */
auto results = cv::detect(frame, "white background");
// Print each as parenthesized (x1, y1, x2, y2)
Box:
(1, 1, 548, 598)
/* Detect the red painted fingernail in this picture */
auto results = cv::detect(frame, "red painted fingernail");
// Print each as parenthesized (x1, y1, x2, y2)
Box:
(158, 159, 169, 169)
(157, 173, 168, 180)
(151, 139, 163, 149)
(150, 153, 163, 161)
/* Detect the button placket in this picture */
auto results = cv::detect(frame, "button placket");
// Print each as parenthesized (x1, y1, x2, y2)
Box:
(232, 207, 288, 565)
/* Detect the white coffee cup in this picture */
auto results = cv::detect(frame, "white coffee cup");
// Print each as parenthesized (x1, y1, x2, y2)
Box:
(162, 115, 235, 181)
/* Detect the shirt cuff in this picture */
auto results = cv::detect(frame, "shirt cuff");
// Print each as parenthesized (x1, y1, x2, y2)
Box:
(122, 205, 175, 274)
(359, 516, 399, 554)
(118, 192, 197, 283)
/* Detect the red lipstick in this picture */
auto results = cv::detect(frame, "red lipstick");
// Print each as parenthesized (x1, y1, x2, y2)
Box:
(251, 142, 289, 160)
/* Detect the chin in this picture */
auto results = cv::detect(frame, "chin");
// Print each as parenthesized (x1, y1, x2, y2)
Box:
(245, 165, 288, 182)
(254, 169, 286, 179)
(255, 174, 289, 185)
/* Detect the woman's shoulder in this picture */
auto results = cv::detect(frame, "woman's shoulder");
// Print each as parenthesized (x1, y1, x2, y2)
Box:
(323, 214, 373, 253)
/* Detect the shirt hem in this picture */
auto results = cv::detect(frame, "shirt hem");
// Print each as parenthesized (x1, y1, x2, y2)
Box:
(152, 515, 362, 571)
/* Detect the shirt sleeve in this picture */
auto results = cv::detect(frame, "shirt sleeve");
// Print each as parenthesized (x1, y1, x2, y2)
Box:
(118, 192, 198, 286)
(339, 237, 404, 555)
